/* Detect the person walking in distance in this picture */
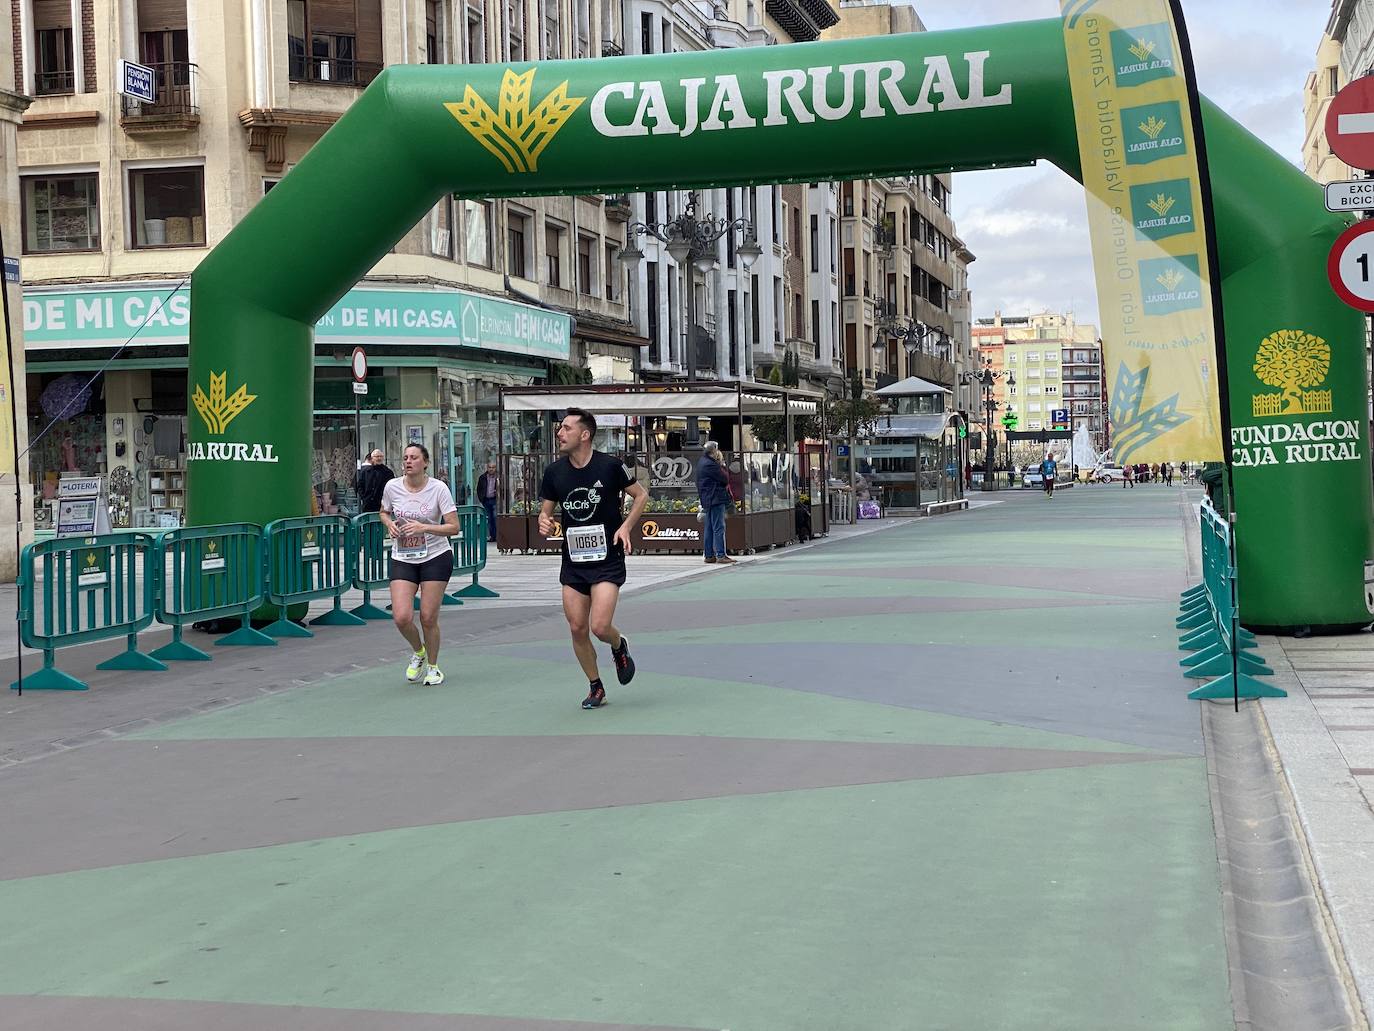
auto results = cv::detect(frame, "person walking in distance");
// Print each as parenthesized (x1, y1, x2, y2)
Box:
(1039, 452, 1058, 498)
(355, 449, 393, 513)
(539, 408, 650, 709)
(476, 461, 499, 543)
(1123, 463, 1134, 489)
(696, 441, 735, 565)
(380, 444, 459, 686)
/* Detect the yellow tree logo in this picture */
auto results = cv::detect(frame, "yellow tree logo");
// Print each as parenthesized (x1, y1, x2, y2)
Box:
(1147, 193, 1176, 217)
(193, 372, 256, 435)
(1139, 115, 1168, 140)
(445, 68, 585, 174)
(1129, 38, 1157, 62)
(1252, 329, 1333, 417)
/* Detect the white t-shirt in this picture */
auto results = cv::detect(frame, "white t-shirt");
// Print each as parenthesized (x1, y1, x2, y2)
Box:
(381, 476, 458, 564)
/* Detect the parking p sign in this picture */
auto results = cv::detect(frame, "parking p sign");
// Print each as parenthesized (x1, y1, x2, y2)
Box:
(119, 60, 156, 103)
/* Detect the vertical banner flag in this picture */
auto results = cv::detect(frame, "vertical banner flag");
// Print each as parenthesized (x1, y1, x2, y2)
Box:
(1061, 0, 1224, 464)
(0, 286, 17, 479)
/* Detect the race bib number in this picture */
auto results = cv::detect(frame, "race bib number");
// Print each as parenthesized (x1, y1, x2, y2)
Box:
(393, 524, 428, 561)
(566, 523, 607, 564)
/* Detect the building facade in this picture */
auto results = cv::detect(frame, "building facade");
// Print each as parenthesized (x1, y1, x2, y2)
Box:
(972, 311, 1106, 449)
(1304, 31, 1348, 184)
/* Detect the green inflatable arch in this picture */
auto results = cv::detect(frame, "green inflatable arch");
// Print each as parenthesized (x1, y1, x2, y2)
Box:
(187, 17, 1374, 631)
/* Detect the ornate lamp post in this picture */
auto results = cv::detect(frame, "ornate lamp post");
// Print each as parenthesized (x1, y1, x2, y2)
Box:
(618, 191, 762, 384)
(977, 359, 1014, 491)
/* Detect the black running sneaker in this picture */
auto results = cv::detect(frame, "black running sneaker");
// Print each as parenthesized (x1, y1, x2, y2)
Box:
(582, 683, 606, 709)
(613, 636, 636, 685)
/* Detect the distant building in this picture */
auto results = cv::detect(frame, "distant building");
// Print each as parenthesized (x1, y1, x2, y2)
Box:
(1304, 28, 1348, 184)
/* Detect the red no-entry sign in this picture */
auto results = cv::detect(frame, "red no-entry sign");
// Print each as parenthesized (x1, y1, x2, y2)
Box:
(1328, 220, 1374, 313)
(1326, 78, 1374, 170)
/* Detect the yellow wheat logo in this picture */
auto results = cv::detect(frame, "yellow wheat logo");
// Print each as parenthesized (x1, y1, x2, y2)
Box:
(445, 68, 585, 174)
(1147, 193, 1176, 217)
(85, 552, 97, 568)
(1139, 115, 1168, 140)
(1128, 38, 1157, 63)
(1156, 268, 1186, 292)
(192, 372, 256, 435)
(207, 540, 217, 553)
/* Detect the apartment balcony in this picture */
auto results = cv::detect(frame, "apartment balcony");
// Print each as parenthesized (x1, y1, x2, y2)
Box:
(120, 62, 200, 136)
(601, 39, 624, 57)
(604, 194, 632, 222)
(765, 0, 840, 42)
(289, 56, 382, 89)
(33, 68, 74, 97)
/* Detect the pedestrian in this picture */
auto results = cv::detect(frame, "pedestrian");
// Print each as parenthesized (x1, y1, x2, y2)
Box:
(354, 449, 393, 513)
(1124, 463, 1134, 489)
(538, 408, 650, 710)
(696, 441, 735, 565)
(1039, 452, 1058, 498)
(964, 460, 973, 491)
(476, 460, 499, 542)
(1164, 462, 1174, 487)
(380, 444, 459, 687)
(1180, 460, 1189, 482)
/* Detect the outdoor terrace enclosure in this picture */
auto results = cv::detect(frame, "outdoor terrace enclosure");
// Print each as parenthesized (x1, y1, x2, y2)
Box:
(187, 17, 1374, 630)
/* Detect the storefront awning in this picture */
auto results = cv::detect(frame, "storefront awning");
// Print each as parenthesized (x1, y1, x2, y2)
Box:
(872, 413, 961, 440)
(502, 386, 819, 417)
(874, 376, 951, 396)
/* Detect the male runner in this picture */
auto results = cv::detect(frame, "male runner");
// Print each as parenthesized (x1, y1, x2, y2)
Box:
(538, 408, 650, 709)
(1040, 452, 1058, 497)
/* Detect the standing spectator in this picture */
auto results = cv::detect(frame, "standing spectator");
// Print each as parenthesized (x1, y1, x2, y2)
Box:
(355, 449, 394, 513)
(476, 460, 499, 542)
(696, 441, 735, 565)
(1164, 462, 1174, 486)
(964, 460, 973, 492)
(1124, 463, 1134, 489)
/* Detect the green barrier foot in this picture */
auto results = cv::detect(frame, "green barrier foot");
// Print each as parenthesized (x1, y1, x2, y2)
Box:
(11, 666, 88, 691)
(1178, 601, 1207, 617)
(1179, 631, 1221, 651)
(1177, 612, 1211, 631)
(150, 639, 212, 662)
(1181, 644, 1227, 668)
(1237, 628, 1258, 643)
(1180, 585, 1205, 601)
(1188, 673, 1287, 701)
(310, 607, 368, 627)
(350, 602, 391, 620)
(263, 619, 313, 639)
(97, 650, 168, 672)
(454, 583, 500, 599)
(217, 625, 278, 647)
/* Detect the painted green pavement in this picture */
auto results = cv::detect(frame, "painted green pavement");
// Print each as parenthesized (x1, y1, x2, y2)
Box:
(1, 488, 1235, 1029)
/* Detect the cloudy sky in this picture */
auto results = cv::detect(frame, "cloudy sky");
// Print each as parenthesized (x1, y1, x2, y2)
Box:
(917, 0, 1329, 329)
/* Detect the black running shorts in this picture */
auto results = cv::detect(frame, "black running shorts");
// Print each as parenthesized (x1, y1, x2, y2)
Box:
(560, 558, 626, 596)
(390, 551, 454, 584)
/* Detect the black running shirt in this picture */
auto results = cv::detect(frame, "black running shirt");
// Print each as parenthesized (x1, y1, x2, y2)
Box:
(539, 451, 633, 564)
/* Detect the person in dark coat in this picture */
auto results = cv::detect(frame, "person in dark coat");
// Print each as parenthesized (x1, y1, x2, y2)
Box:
(696, 442, 735, 564)
(476, 461, 499, 541)
(355, 450, 394, 513)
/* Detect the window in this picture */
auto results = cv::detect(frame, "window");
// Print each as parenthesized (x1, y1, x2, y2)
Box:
(22, 173, 99, 252)
(811, 299, 821, 351)
(1029, 420, 1042, 430)
(542, 0, 561, 58)
(726, 190, 736, 266)
(810, 215, 818, 272)
(577, 233, 595, 294)
(262, 177, 281, 194)
(466, 1, 485, 63)
(464, 199, 492, 267)
(1045, 385, 1059, 394)
(432, 195, 453, 257)
(791, 206, 801, 252)
(425, 0, 442, 62)
(544, 221, 565, 286)
(287, 0, 382, 85)
(1026, 351, 1040, 361)
(33, 3, 74, 97)
(830, 218, 837, 273)
(1027, 385, 1041, 395)
(646, 263, 660, 362)
(1026, 368, 1040, 378)
(640, 12, 653, 54)
(129, 166, 206, 248)
(506, 209, 529, 278)
(507, 0, 525, 61)
(1044, 367, 1059, 378)
(604, 242, 619, 300)
(728, 290, 738, 375)
(1329, 67, 1340, 97)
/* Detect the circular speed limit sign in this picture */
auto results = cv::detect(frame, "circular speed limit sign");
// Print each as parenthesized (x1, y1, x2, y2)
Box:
(1328, 220, 1374, 313)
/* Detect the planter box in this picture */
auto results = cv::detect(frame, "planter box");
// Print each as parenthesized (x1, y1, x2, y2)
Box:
(496, 515, 528, 553)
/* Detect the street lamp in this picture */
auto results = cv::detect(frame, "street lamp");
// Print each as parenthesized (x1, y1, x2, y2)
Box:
(976, 359, 1015, 491)
(619, 190, 760, 385)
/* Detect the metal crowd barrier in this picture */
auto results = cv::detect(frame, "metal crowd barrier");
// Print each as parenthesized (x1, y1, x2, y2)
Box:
(152, 523, 275, 659)
(262, 515, 366, 637)
(12, 512, 502, 690)
(349, 513, 392, 620)
(1177, 501, 1282, 702)
(12, 532, 164, 691)
(450, 505, 498, 600)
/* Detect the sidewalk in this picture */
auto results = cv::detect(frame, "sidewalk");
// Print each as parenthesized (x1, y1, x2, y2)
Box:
(1255, 632, 1374, 1021)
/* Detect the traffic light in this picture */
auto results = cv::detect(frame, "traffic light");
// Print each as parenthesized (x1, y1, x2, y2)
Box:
(1001, 410, 1018, 430)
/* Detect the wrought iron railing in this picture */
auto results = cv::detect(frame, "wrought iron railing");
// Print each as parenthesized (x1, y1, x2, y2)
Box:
(120, 62, 199, 118)
(289, 56, 382, 88)
(33, 69, 74, 96)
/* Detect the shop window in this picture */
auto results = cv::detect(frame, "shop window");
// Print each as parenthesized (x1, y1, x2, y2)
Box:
(129, 166, 206, 248)
(22, 173, 100, 253)
(464, 199, 492, 267)
(506, 209, 530, 279)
